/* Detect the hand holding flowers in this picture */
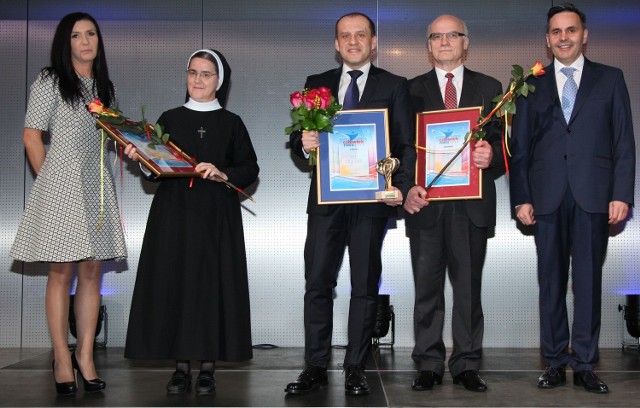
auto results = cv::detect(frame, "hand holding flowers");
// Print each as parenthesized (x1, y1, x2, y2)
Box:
(285, 87, 342, 165)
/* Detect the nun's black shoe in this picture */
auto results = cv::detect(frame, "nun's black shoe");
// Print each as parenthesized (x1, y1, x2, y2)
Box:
(195, 371, 216, 395)
(166, 371, 192, 394)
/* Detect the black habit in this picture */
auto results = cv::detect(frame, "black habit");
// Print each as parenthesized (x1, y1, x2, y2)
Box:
(125, 106, 259, 362)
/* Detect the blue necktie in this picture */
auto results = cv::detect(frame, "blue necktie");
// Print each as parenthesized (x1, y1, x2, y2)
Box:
(560, 67, 577, 123)
(342, 70, 363, 109)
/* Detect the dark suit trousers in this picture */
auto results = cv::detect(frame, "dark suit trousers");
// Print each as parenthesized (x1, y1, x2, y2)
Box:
(303, 205, 387, 368)
(408, 201, 486, 377)
(535, 188, 608, 372)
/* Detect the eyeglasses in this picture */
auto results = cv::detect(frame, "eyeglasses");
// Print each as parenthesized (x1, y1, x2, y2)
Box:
(186, 69, 217, 80)
(428, 32, 466, 41)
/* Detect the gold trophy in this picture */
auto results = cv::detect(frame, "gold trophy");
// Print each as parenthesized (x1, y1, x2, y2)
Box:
(375, 156, 400, 200)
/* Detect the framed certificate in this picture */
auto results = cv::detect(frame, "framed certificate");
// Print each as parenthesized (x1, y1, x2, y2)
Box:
(317, 108, 390, 204)
(416, 107, 482, 200)
(96, 119, 200, 177)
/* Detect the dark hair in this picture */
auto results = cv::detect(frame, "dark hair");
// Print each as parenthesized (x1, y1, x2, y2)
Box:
(335, 12, 376, 38)
(45, 12, 114, 108)
(185, 49, 231, 107)
(547, 3, 587, 31)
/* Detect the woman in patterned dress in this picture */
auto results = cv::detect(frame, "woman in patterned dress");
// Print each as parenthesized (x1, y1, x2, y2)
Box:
(10, 12, 126, 395)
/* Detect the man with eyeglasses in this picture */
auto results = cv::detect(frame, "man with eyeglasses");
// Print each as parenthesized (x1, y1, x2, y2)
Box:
(403, 14, 504, 392)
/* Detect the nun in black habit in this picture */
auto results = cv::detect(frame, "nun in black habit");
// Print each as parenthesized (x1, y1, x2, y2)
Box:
(124, 49, 258, 395)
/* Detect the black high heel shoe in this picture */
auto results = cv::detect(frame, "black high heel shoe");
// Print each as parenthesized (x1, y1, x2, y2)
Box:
(52, 360, 77, 395)
(71, 352, 106, 392)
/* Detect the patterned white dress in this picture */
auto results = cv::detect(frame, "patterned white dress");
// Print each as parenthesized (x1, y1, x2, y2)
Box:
(10, 72, 127, 262)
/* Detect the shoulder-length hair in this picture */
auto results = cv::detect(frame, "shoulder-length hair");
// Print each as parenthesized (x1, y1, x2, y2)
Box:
(44, 12, 115, 108)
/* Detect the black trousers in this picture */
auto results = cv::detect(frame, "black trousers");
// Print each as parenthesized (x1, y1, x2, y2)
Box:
(303, 205, 388, 368)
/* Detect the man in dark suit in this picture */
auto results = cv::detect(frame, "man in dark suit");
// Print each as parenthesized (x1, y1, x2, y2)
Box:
(509, 3, 635, 394)
(285, 12, 415, 396)
(403, 14, 504, 393)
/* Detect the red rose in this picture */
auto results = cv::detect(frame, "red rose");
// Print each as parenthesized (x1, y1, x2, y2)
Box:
(304, 89, 320, 109)
(317, 87, 331, 109)
(290, 91, 303, 108)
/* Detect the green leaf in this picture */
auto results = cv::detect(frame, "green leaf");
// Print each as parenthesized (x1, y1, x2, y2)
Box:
(528, 84, 536, 93)
(302, 117, 315, 130)
(315, 113, 330, 129)
(475, 130, 486, 140)
(521, 83, 529, 97)
(507, 102, 517, 115)
(512, 64, 524, 77)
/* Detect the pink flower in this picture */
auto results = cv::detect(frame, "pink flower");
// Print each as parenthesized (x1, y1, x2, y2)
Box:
(290, 91, 303, 108)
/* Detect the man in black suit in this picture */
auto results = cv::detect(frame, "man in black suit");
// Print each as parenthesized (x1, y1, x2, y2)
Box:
(510, 3, 635, 393)
(285, 12, 415, 396)
(403, 14, 504, 393)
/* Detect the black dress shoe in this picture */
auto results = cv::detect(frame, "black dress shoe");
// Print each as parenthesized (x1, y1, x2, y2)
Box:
(412, 371, 442, 391)
(537, 366, 566, 388)
(345, 365, 369, 395)
(285, 366, 328, 394)
(573, 370, 609, 393)
(195, 371, 216, 395)
(166, 371, 192, 394)
(71, 352, 106, 392)
(52, 361, 77, 396)
(453, 370, 487, 392)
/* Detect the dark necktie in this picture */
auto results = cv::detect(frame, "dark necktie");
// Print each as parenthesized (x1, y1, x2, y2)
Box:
(560, 67, 578, 123)
(444, 72, 457, 109)
(342, 70, 363, 109)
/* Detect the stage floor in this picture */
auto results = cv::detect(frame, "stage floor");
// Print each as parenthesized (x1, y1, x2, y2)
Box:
(1, 347, 639, 407)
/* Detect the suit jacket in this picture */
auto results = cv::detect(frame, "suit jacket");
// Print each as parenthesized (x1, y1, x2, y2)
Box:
(290, 65, 415, 218)
(509, 58, 635, 214)
(405, 67, 505, 229)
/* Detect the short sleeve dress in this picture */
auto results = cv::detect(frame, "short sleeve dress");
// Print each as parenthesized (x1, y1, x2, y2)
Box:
(10, 71, 127, 263)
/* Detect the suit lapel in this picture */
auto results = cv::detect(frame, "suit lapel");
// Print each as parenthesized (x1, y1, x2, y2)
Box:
(539, 63, 565, 124)
(568, 58, 596, 124)
(358, 65, 378, 107)
(419, 70, 445, 111)
(328, 69, 341, 99)
(459, 68, 478, 108)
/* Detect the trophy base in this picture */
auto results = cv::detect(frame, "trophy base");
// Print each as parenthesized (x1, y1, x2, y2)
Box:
(375, 190, 399, 200)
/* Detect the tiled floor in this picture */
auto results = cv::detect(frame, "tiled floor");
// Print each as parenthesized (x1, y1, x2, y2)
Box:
(1, 347, 640, 407)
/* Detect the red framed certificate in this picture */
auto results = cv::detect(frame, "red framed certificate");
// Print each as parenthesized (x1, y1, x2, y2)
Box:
(416, 107, 482, 200)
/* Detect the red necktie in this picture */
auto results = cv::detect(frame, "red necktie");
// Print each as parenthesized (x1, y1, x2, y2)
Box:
(444, 73, 457, 109)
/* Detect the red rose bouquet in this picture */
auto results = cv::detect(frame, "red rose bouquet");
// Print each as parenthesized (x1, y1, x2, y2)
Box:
(285, 87, 342, 164)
